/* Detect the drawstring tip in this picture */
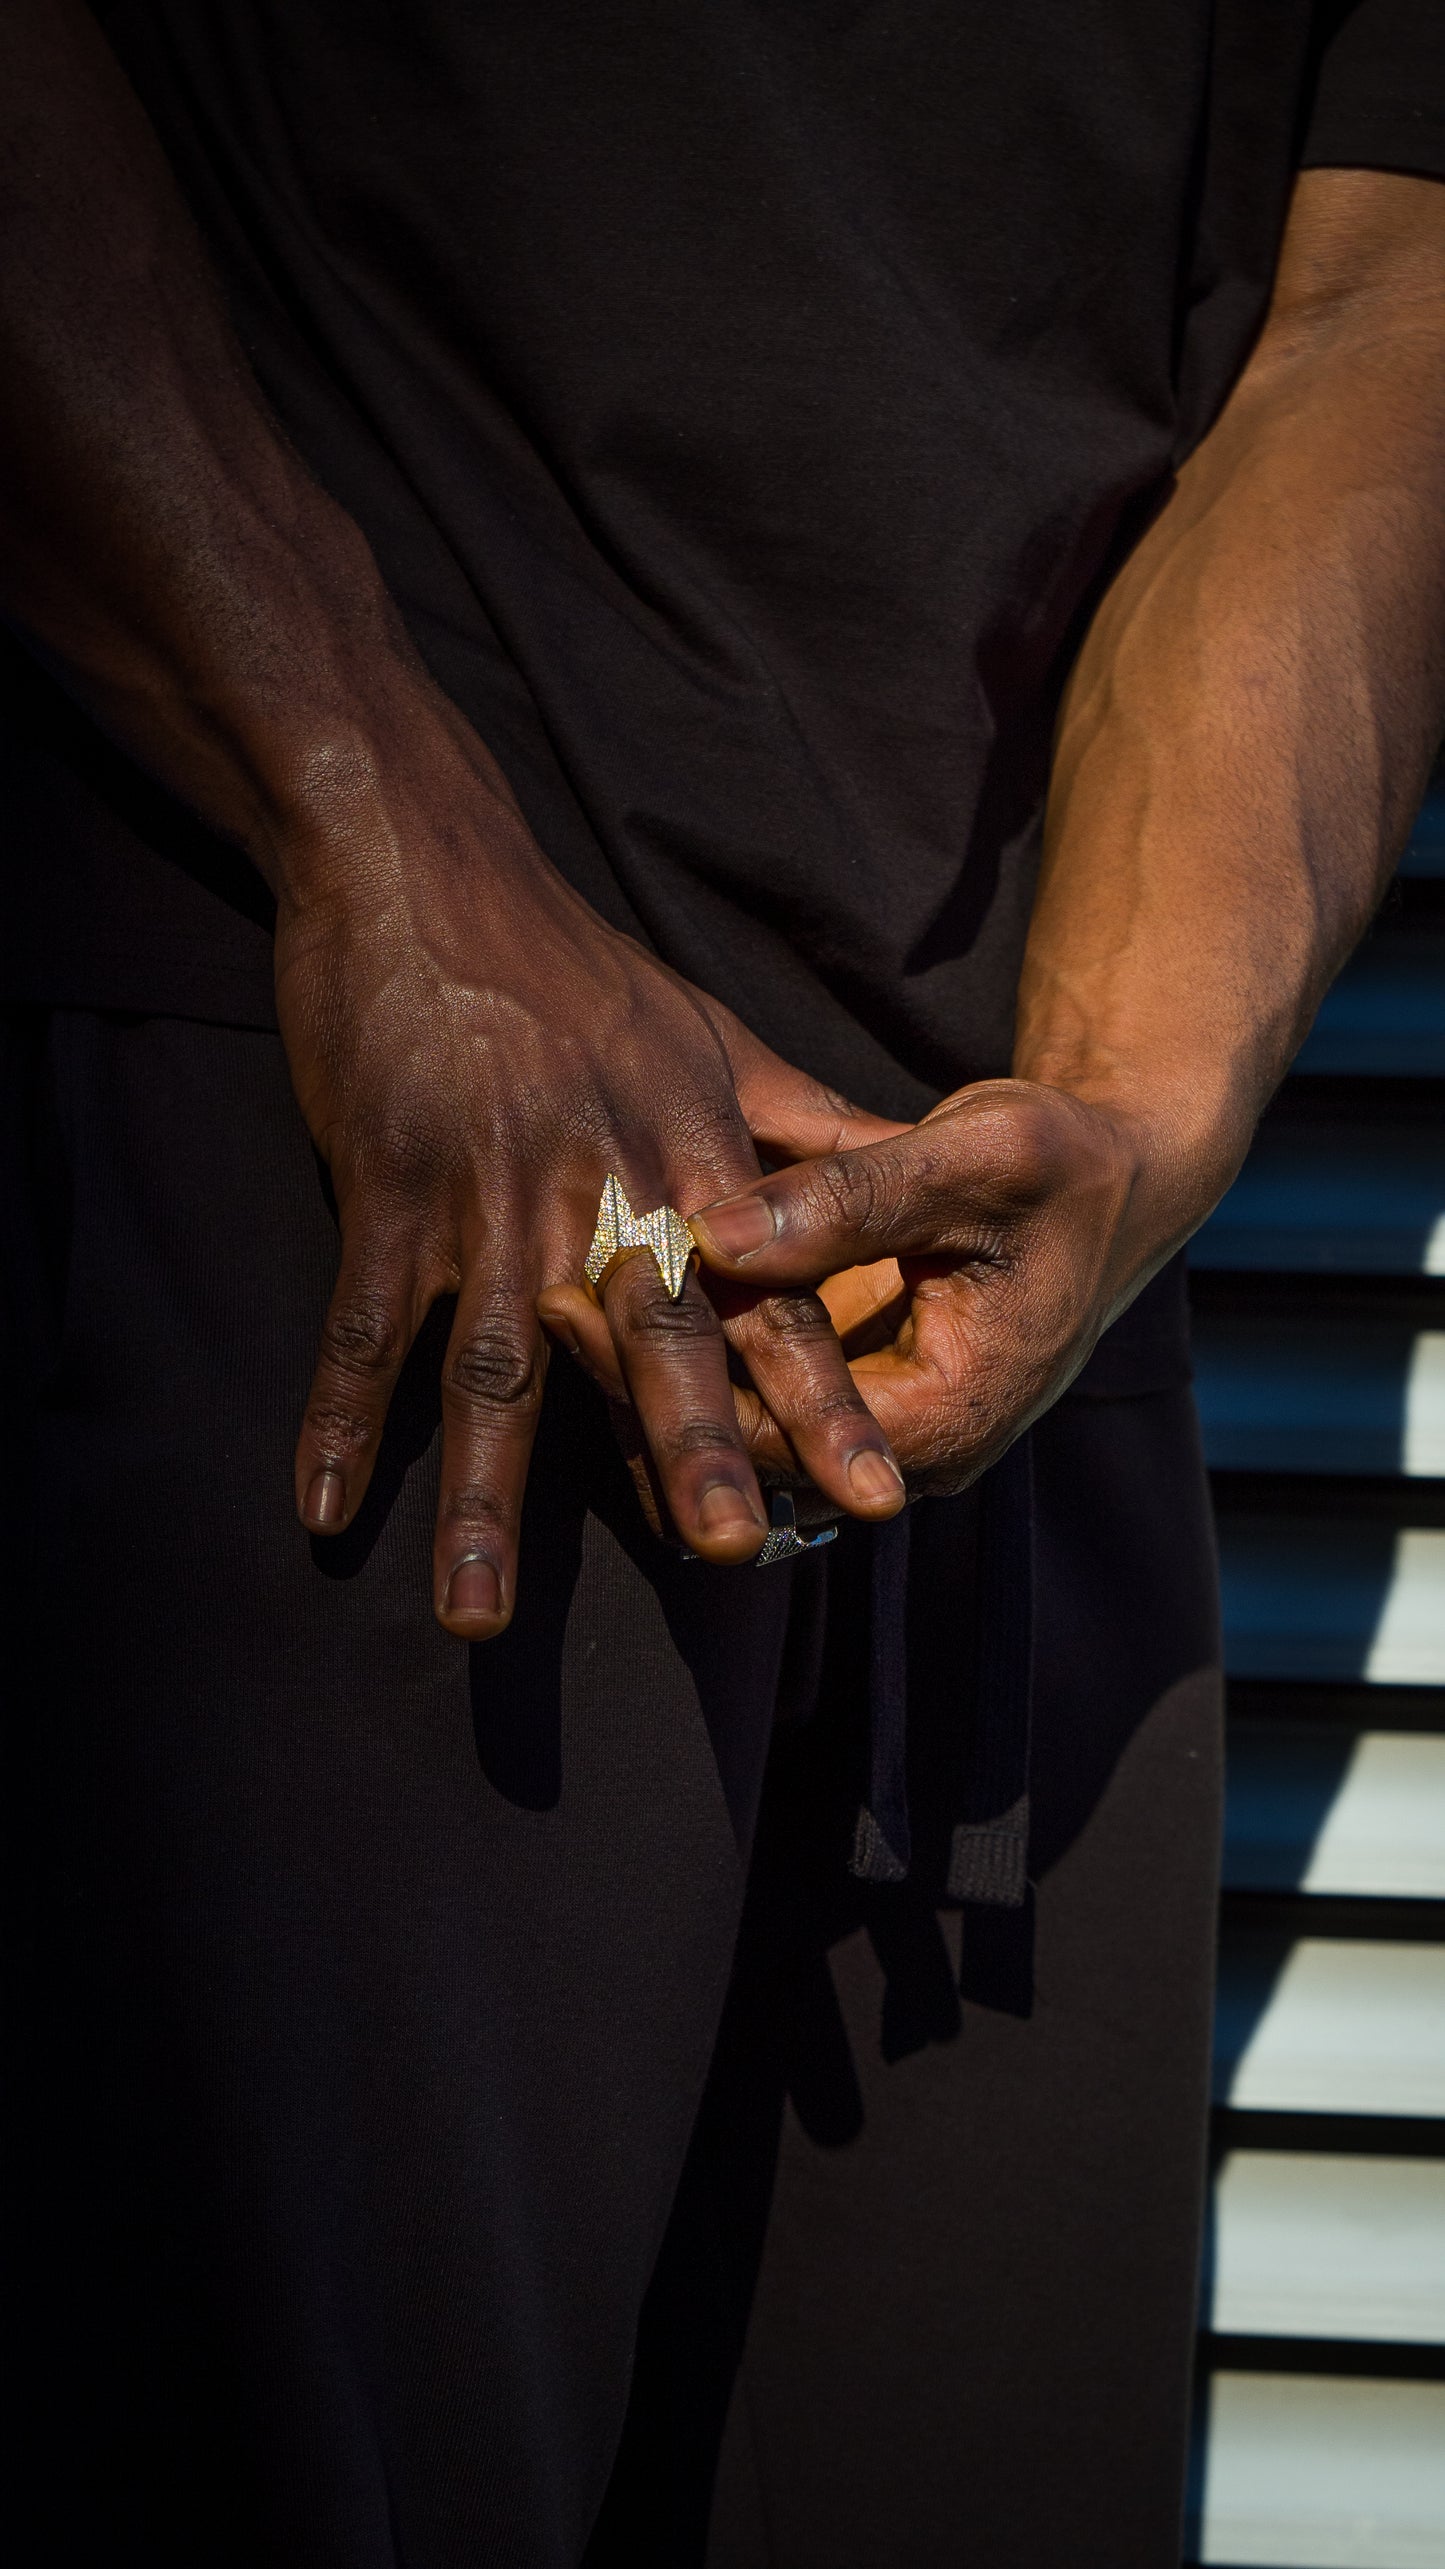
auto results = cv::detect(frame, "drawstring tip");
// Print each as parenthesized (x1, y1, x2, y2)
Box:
(851, 1804, 909, 1884)
(947, 1800, 1031, 1908)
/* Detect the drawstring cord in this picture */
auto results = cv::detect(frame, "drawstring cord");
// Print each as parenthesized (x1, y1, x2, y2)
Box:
(850, 1503, 913, 1883)
(949, 1432, 1033, 1908)
(849, 1435, 1034, 1913)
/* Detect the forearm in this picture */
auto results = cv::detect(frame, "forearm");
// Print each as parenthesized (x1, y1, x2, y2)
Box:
(0, 0, 467, 895)
(1014, 170, 1445, 1244)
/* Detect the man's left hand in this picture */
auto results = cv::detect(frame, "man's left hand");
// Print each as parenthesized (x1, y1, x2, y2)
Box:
(688, 1078, 1189, 1494)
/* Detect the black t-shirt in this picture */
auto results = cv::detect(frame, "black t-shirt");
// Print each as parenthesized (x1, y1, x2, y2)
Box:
(4, 0, 1443, 1120)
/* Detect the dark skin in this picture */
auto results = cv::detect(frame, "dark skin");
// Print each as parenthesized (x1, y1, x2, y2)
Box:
(0, 0, 911, 1636)
(3, 3, 1444, 1634)
(552, 169, 1445, 1483)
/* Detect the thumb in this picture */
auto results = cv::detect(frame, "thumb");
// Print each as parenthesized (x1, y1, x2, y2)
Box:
(690, 1129, 943, 1283)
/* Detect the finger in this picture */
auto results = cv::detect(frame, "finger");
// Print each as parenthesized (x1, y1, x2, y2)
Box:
(546, 1273, 902, 1521)
(295, 1221, 431, 1533)
(542, 1280, 811, 1500)
(601, 1248, 769, 1562)
(714, 1281, 905, 1519)
(537, 1291, 687, 1542)
(728, 1375, 799, 1479)
(433, 1273, 548, 1639)
(705, 1004, 911, 1162)
(536, 1282, 628, 1400)
(844, 1267, 1065, 1491)
(689, 1088, 1050, 1285)
(816, 1256, 908, 1349)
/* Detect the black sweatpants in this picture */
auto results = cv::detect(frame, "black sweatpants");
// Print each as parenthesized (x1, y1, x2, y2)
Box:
(3, 1010, 1222, 2568)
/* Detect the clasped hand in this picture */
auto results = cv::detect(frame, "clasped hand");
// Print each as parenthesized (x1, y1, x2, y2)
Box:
(279, 736, 1162, 1640)
(279, 742, 909, 1638)
(563, 1081, 1154, 1509)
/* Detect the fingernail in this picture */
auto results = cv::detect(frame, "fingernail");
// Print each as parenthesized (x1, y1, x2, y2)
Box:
(303, 1467, 346, 1530)
(693, 1195, 776, 1261)
(848, 1448, 905, 1510)
(546, 1317, 581, 1357)
(446, 1555, 502, 1620)
(697, 1482, 767, 1538)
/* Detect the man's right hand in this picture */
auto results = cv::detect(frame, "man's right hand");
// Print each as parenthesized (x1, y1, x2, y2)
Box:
(274, 709, 906, 1639)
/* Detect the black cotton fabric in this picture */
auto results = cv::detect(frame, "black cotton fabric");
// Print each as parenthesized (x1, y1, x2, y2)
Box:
(5, 1, 1443, 1117)
(2, 1006, 1222, 2568)
(1, 1005, 795, 2568)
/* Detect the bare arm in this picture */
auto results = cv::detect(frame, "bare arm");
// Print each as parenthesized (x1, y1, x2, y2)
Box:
(0, 0, 415, 849)
(1016, 166, 1445, 1231)
(0, 0, 908, 1614)
(690, 171, 1445, 1482)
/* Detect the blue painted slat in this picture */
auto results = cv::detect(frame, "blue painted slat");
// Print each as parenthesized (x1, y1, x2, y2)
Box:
(1193, 1120, 1445, 1274)
(1223, 1724, 1445, 1896)
(1193, 1314, 1444, 1475)
(1218, 1517, 1445, 1684)
(1400, 786, 1445, 878)
(1195, 799, 1445, 2569)
(1293, 933, 1445, 1078)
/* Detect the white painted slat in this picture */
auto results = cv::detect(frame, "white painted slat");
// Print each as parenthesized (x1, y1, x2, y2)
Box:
(1196, 809, 1445, 2569)
(1214, 1938, 1445, 2116)
(1194, 1317, 1445, 1477)
(1193, 2372, 1445, 2567)
(1405, 1333, 1445, 1474)
(1224, 1728, 1445, 1898)
(1293, 934, 1445, 1079)
(1219, 1521, 1445, 1685)
(1206, 2152, 1445, 2342)
(1193, 1124, 1445, 1276)
(1301, 1733, 1445, 1892)
(1367, 1534, 1445, 1684)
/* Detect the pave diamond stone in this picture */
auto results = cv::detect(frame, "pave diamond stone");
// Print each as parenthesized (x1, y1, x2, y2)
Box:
(584, 1174, 695, 1301)
(754, 1492, 838, 1567)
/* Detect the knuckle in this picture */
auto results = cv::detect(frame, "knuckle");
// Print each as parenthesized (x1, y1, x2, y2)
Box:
(809, 1149, 887, 1236)
(969, 1093, 1067, 1207)
(317, 1295, 404, 1383)
(735, 1284, 838, 1366)
(626, 1287, 718, 1352)
(802, 1383, 871, 1430)
(746, 1290, 837, 1353)
(670, 1091, 750, 1170)
(302, 1397, 377, 1460)
(439, 1483, 514, 1537)
(445, 1323, 542, 1412)
(657, 1417, 744, 1469)
(994, 1108, 1055, 1200)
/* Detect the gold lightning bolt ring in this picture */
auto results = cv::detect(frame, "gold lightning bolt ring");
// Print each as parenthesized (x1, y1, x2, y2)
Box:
(583, 1174, 696, 1302)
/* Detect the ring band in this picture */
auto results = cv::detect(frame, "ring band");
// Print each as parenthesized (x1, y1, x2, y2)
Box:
(584, 1173, 695, 1301)
(754, 1491, 838, 1565)
(680, 1491, 838, 1568)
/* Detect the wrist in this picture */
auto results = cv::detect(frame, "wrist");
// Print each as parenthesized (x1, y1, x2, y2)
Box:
(1012, 955, 1270, 1198)
(1020, 1054, 1254, 1264)
(248, 675, 522, 917)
